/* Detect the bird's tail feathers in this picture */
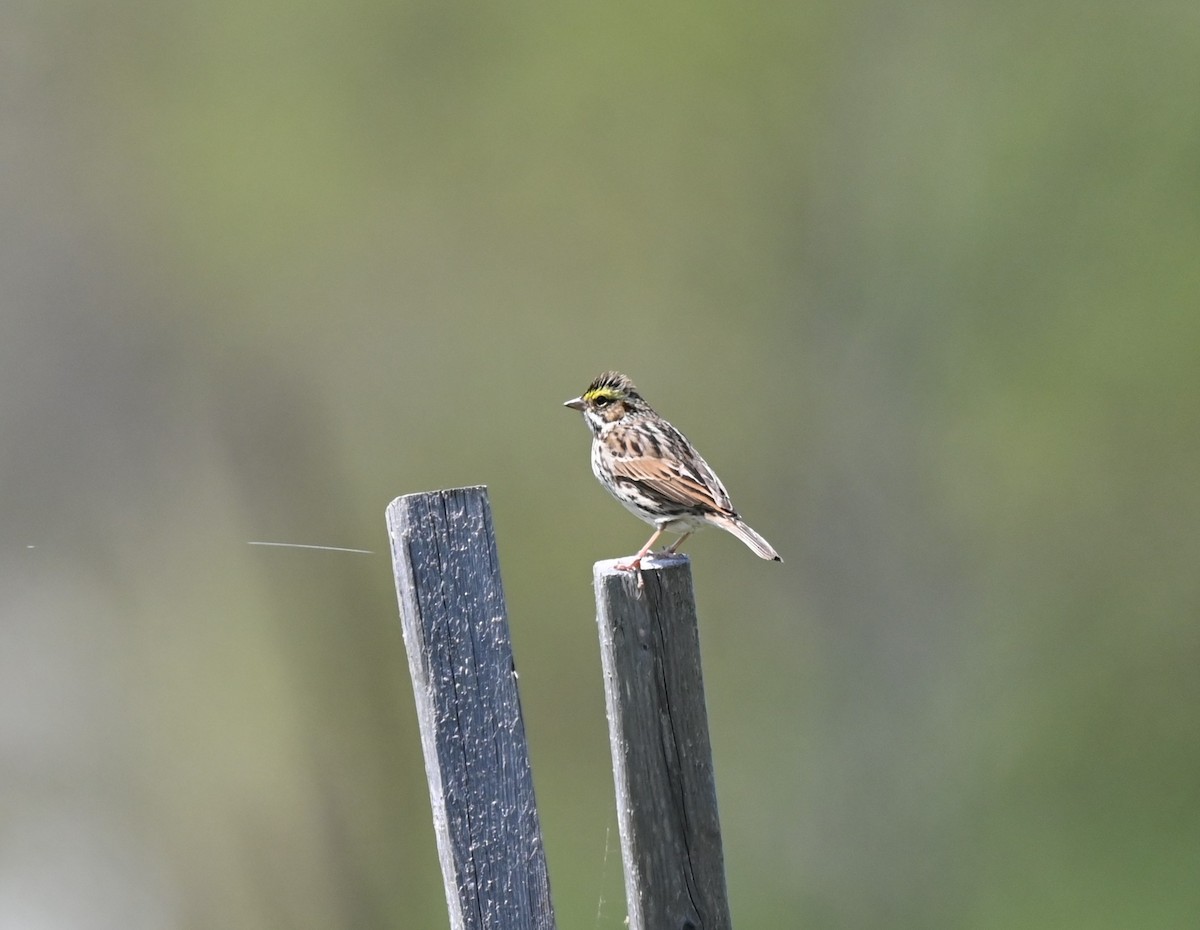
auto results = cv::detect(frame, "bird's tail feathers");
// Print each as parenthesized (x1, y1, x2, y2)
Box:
(708, 515, 782, 562)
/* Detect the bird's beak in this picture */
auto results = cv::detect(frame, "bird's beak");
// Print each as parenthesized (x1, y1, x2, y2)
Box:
(564, 396, 585, 411)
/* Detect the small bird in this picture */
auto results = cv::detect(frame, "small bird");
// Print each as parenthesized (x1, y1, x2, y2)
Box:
(564, 371, 781, 573)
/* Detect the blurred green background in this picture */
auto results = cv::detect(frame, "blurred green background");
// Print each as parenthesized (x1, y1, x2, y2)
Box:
(3, 1, 1198, 927)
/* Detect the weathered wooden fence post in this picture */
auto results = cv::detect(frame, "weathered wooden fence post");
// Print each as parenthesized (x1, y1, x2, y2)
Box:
(386, 486, 556, 930)
(594, 555, 733, 930)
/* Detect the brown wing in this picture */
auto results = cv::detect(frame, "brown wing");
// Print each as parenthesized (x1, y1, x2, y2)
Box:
(607, 422, 735, 516)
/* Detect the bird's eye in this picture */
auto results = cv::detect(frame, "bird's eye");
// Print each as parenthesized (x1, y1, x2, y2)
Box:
(594, 395, 611, 407)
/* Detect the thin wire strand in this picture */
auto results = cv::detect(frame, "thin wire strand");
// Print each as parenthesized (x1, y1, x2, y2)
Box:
(246, 541, 374, 554)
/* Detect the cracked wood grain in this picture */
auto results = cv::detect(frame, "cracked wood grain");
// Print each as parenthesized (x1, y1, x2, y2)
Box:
(594, 555, 732, 930)
(388, 487, 555, 930)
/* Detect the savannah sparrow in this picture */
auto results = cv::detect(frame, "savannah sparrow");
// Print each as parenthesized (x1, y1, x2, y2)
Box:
(564, 371, 781, 572)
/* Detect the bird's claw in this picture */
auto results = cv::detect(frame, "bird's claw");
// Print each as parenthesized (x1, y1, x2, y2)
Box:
(613, 559, 646, 590)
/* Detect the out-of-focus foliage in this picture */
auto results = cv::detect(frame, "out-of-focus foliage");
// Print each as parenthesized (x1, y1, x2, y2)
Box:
(2, 0, 1197, 927)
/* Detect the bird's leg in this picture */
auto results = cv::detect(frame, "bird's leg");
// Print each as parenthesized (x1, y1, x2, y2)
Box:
(615, 528, 665, 588)
(665, 532, 693, 555)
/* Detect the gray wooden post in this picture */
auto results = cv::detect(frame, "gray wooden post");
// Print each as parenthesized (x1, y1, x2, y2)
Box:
(594, 555, 733, 930)
(387, 487, 556, 930)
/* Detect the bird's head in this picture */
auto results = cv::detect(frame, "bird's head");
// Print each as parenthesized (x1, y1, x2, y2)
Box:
(564, 371, 649, 433)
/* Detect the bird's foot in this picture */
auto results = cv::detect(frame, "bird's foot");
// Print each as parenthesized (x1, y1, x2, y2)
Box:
(613, 557, 646, 590)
